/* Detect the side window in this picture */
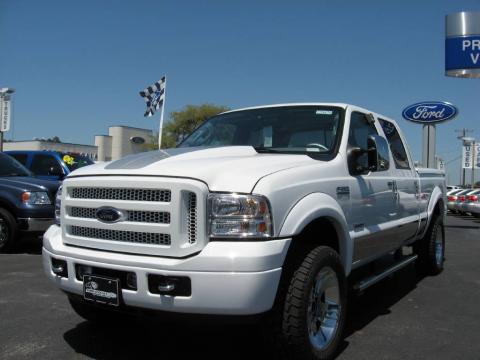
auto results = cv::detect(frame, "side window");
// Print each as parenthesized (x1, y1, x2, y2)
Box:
(348, 112, 378, 171)
(10, 153, 28, 166)
(31, 155, 63, 176)
(379, 119, 411, 170)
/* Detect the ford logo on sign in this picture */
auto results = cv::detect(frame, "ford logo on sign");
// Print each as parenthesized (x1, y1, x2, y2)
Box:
(402, 102, 458, 124)
(95, 207, 124, 223)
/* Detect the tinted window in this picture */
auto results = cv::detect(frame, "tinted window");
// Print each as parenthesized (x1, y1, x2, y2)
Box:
(379, 119, 410, 170)
(348, 112, 378, 171)
(10, 153, 28, 166)
(31, 154, 63, 176)
(0, 153, 31, 177)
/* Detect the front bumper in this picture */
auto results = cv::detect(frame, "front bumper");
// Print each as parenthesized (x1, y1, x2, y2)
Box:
(43, 225, 291, 315)
(18, 218, 54, 232)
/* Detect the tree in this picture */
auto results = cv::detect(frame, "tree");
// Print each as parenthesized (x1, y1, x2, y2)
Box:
(159, 103, 230, 149)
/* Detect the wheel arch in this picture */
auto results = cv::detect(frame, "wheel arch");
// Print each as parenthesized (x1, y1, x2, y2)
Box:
(279, 193, 353, 275)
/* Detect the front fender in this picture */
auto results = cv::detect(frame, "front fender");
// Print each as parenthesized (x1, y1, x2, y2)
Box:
(278, 193, 352, 275)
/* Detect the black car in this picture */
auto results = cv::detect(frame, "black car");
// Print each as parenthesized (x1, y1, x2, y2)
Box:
(0, 152, 60, 251)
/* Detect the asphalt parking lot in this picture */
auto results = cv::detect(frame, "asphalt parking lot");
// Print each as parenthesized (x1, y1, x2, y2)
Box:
(0, 214, 479, 360)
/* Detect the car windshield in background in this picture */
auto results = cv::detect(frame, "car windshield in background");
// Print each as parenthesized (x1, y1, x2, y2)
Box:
(0, 153, 32, 177)
(61, 153, 94, 171)
(178, 106, 343, 156)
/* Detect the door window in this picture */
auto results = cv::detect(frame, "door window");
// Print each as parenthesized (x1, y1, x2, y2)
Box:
(31, 154, 63, 176)
(348, 112, 378, 172)
(379, 119, 411, 170)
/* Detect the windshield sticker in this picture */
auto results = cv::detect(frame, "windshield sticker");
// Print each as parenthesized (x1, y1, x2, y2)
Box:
(306, 147, 321, 152)
(316, 110, 333, 115)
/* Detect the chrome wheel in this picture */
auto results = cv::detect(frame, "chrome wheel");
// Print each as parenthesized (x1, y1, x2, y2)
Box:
(306, 266, 341, 351)
(435, 226, 444, 266)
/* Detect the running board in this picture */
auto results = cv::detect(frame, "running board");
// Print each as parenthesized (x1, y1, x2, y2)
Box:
(353, 254, 418, 292)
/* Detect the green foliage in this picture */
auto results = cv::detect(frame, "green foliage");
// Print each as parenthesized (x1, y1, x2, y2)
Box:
(160, 103, 230, 149)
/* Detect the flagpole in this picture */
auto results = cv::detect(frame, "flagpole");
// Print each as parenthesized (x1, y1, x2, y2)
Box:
(158, 77, 166, 149)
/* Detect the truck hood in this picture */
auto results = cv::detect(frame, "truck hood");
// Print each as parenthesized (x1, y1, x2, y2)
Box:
(69, 146, 317, 193)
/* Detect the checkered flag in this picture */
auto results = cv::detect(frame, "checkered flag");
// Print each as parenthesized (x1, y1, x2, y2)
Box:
(139, 76, 166, 117)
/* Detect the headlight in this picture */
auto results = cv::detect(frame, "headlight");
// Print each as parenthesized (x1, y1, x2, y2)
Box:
(21, 191, 52, 205)
(54, 185, 62, 226)
(208, 193, 273, 238)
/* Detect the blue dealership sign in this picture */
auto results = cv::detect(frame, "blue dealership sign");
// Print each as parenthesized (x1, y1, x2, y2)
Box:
(446, 12, 480, 77)
(446, 36, 480, 72)
(402, 102, 458, 124)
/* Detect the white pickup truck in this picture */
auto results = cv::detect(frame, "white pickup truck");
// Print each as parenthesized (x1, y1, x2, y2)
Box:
(43, 103, 446, 360)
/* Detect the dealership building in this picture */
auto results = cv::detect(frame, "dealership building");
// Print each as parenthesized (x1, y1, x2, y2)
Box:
(3, 125, 154, 162)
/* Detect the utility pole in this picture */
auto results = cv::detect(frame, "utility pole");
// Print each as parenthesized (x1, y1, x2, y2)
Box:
(455, 128, 474, 186)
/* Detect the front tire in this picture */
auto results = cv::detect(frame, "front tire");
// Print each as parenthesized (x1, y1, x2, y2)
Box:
(414, 215, 445, 275)
(0, 208, 18, 253)
(275, 246, 347, 360)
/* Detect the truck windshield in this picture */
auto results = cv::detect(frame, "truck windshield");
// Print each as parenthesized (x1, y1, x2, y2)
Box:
(0, 153, 32, 177)
(178, 106, 343, 156)
(60, 153, 94, 171)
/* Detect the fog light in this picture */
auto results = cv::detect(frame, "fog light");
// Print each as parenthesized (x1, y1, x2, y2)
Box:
(51, 258, 68, 278)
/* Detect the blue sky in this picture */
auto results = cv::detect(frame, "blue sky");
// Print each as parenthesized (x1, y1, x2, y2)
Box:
(1, 0, 479, 184)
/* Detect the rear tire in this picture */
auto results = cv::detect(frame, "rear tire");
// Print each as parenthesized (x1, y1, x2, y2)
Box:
(414, 215, 445, 275)
(0, 208, 18, 253)
(272, 246, 347, 360)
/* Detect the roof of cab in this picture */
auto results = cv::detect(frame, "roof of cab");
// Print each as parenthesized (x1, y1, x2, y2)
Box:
(220, 103, 397, 124)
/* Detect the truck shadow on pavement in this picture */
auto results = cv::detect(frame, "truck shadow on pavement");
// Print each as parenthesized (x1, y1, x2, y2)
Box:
(62, 264, 423, 360)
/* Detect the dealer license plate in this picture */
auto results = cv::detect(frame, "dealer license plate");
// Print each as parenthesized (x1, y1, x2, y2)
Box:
(83, 275, 120, 306)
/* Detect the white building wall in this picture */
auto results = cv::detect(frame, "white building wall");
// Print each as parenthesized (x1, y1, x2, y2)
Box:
(108, 126, 153, 161)
(95, 135, 113, 162)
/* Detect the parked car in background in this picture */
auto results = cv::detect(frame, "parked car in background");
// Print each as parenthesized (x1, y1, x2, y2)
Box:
(468, 201, 480, 218)
(447, 185, 462, 191)
(451, 189, 479, 214)
(446, 189, 464, 212)
(0, 152, 60, 252)
(6, 151, 94, 181)
(459, 189, 480, 216)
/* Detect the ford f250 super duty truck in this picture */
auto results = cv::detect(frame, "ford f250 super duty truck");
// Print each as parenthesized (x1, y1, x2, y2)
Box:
(43, 104, 446, 360)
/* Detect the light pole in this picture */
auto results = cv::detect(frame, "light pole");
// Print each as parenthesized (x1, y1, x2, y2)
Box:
(0, 87, 15, 152)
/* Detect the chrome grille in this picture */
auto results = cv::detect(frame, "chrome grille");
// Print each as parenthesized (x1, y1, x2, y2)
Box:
(70, 226, 171, 245)
(70, 187, 171, 202)
(69, 207, 170, 224)
(187, 192, 197, 244)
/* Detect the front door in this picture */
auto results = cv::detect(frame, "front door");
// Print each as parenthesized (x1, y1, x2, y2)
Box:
(347, 112, 398, 264)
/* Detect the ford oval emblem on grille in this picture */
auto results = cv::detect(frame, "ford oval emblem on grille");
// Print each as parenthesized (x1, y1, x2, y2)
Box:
(96, 207, 124, 223)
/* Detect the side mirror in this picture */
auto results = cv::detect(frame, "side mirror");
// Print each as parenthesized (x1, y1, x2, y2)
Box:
(348, 135, 390, 175)
(367, 135, 390, 172)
